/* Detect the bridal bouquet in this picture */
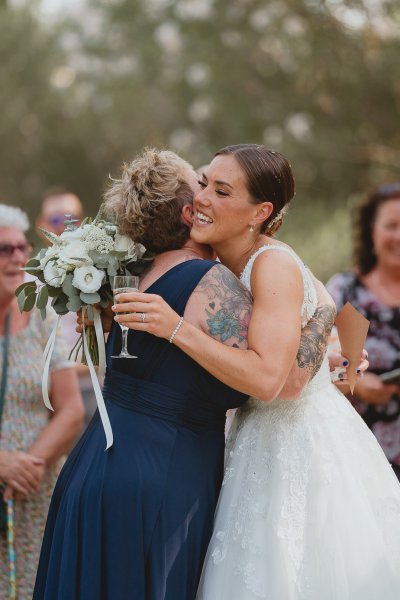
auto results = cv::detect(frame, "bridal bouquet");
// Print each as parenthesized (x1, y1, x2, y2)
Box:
(15, 212, 149, 366)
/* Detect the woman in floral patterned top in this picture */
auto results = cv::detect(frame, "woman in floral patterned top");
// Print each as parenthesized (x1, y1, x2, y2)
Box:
(327, 183, 400, 478)
(0, 204, 84, 599)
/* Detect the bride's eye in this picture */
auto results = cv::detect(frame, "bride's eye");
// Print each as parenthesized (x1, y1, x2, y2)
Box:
(216, 189, 229, 197)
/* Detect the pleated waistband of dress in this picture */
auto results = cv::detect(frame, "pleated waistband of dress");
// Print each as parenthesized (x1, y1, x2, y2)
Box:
(103, 369, 225, 433)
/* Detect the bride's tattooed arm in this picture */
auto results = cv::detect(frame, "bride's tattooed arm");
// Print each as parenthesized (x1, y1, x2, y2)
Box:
(192, 264, 336, 384)
(296, 304, 337, 379)
(190, 264, 252, 349)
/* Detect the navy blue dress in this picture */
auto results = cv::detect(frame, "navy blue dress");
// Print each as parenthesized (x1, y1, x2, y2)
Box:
(33, 260, 248, 600)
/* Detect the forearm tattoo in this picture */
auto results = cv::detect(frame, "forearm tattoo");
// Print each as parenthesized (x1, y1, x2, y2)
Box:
(195, 265, 252, 347)
(297, 304, 337, 379)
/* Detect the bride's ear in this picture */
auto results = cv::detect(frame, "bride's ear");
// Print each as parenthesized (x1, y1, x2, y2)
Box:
(253, 202, 273, 226)
(181, 204, 194, 226)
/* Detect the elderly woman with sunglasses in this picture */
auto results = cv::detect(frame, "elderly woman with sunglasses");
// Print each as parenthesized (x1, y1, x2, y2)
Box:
(0, 204, 84, 599)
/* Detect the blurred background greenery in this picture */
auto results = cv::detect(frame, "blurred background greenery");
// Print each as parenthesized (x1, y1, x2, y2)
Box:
(1, 0, 399, 280)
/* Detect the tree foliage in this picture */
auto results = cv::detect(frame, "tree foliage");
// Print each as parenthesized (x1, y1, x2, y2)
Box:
(1, 0, 399, 278)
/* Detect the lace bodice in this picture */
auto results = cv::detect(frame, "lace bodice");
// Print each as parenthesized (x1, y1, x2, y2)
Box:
(240, 244, 318, 328)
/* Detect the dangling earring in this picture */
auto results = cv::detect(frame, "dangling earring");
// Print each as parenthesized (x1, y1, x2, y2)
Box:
(249, 224, 255, 233)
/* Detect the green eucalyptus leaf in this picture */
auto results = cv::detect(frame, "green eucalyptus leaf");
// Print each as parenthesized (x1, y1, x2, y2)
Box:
(62, 274, 78, 297)
(26, 258, 41, 268)
(15, 281, 36, 297)
(23, 291, 37, 312)
(17, 289, 27, 312)
(36, 286, 49, 309)
(40, 307, 47, 320)
(47, 285, 60, 297)
(80, 291, 101, 304)
(52, 293, 69, 315)
(66, 296, 82, 312)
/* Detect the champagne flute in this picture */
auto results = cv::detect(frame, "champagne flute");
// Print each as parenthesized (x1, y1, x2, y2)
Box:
(111, 275, 139, 359)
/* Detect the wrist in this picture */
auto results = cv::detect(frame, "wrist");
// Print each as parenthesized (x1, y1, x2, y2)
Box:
(169, 316, 184, 344)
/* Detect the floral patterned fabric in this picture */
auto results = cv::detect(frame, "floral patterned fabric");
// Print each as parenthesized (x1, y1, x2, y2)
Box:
(0, 310, 73, 599)
(327, 271, 400, 475)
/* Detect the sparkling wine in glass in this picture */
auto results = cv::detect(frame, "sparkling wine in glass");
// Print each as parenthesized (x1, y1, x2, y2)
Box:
(112, 275, 139, 359)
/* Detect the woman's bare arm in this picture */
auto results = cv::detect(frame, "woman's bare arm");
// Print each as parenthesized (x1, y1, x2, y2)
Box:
(115, 254, 306, 401)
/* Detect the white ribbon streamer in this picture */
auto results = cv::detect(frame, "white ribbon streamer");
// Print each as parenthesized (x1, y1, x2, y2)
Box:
(42, 315, 61, 411)
(82, 307, 113, 450)
(93, 308, 106, 379)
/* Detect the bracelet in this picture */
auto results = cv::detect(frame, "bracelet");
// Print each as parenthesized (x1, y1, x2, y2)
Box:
(169, 316, 184, 344)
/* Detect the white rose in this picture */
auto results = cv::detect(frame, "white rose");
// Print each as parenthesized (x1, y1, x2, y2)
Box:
(72, 265, 104, 293)
(59, 241, 92, 267)
(60, 228, 85, 242)
(114, 234, 146, 259)
(43, 262, 64, 287)
(40, 245, 60, 268)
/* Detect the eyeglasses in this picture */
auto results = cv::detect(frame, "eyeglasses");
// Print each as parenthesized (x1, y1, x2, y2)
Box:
(45, 214, 81, 227)
(0, 243, 32, 259)
(377, 183, 400, 197)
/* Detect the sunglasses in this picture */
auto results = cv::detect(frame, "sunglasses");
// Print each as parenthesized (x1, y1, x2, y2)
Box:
(0, 243, 33, 259)
(45, 214, 81, 227)
(377, 183, 400, 197)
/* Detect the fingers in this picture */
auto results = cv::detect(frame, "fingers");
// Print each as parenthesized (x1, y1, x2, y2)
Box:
(328, 352, 349, 371)
(112, 301, 150, 315)
(114, 292, 157, 304)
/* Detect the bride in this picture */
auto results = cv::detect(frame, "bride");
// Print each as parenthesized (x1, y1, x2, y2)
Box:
(114, 144, 400, 599)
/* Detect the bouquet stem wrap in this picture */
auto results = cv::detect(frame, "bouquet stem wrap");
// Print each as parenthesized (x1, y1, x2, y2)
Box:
(42, 307, 113, 449)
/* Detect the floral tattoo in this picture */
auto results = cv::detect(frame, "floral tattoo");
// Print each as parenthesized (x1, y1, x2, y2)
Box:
(195, 265, 252, 347)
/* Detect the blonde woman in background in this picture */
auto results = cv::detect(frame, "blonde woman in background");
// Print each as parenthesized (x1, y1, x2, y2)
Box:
(0, 204, 84, 599)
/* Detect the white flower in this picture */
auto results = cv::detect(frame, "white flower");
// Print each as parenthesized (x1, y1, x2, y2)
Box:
(60, 228, 85, 242)
(59, 241, 92, 267)
(72, 265, 104, 293)
(43, 262, 64, 287)
(82, 224, 115, 253)
(40, 245, 60, 268)
(114, 234, 145, 259)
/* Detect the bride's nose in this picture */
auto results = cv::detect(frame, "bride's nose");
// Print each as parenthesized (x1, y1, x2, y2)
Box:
(194, 187, 211, 207)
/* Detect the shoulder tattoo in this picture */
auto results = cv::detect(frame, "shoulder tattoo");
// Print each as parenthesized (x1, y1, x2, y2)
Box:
(297, 304, 337, 378)
(195, 264, 252, 346)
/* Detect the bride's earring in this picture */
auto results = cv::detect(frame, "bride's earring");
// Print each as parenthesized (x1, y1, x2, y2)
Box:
(249, 224, 255, 232)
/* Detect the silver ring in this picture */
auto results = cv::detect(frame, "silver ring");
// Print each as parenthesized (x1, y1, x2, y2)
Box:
(140, 312, 146, 323)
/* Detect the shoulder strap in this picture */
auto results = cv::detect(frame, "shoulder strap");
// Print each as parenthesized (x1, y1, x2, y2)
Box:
(152, 259, 218, 316)
(0, 311, 11, 433)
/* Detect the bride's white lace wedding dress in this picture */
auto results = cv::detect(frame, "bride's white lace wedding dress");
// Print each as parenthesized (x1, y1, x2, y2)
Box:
(196, 245, 400, 600)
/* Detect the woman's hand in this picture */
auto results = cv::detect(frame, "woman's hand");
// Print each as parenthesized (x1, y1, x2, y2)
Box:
(112, 292, 181, 340)
(329, 348, 369, 377)
(76, 303, 114, 334)
(353, 371, 399, 404)
(0, 450, 45, 497)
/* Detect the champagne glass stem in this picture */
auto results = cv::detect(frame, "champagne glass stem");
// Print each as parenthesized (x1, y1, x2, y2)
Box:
(121, 326, 129, 355)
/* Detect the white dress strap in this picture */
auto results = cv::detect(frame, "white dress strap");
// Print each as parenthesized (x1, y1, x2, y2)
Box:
(239, 244, 318, 327)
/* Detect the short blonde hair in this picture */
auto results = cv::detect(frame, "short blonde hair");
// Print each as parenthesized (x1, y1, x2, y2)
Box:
(103, 148, 195, 254)
(0, 204, 30, 232)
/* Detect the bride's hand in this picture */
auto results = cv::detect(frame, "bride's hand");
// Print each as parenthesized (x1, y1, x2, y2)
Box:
(112, 292, 181, 340)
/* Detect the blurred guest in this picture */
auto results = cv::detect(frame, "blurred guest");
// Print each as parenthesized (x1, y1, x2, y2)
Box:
(0, 204, 84, 598)
(35, 187, 83, 238)
(327, 183, 400, 477)
(36, 188, 97, 424)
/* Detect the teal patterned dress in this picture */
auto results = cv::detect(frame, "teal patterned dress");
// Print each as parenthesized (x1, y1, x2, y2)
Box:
(0, 309, 73, 599)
